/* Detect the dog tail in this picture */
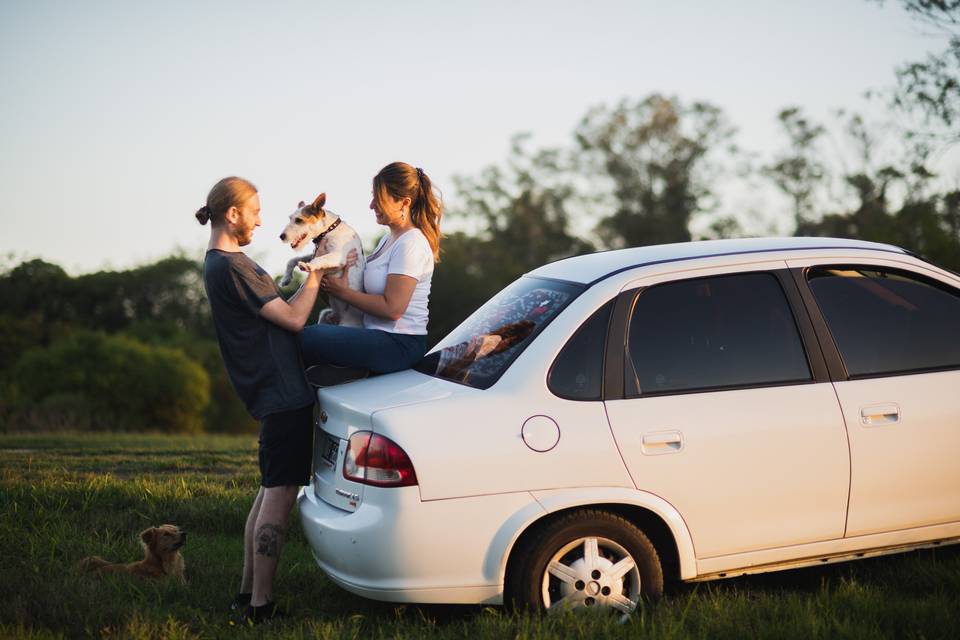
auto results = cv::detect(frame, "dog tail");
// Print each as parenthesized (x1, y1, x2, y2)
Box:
(79, 555, 114, 572)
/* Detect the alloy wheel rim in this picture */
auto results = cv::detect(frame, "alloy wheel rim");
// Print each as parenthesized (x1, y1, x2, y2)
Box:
(540, 536, 641, 615)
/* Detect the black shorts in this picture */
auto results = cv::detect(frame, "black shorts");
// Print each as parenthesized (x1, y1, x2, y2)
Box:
(258, 403, 315, 488)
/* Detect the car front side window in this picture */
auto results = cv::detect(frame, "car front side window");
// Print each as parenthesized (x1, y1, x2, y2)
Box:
(806, 266, 960, 378)
(625, 272, 811, 396)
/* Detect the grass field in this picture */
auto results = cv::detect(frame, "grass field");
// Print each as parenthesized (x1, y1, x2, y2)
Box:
(1, 432, 958, 639)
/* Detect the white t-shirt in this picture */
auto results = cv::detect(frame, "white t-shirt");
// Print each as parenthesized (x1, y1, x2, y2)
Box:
(363, 228, 434, 335)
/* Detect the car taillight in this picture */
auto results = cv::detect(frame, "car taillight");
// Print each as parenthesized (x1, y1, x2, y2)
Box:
(343, 431, 418, 487)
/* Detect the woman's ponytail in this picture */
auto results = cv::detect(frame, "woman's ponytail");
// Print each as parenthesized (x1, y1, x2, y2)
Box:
(410, 168, 443, 263)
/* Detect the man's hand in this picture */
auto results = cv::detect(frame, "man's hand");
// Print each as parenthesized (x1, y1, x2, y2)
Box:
(259, 270, 321, 332)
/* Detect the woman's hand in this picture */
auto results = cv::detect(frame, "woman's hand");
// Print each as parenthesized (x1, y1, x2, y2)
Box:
(320, 270, 348, 297)
(318, 248, 415, 321)
(320, 249, 359, 298)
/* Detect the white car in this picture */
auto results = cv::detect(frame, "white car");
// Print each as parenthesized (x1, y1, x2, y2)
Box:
(298, 237, 960, 615)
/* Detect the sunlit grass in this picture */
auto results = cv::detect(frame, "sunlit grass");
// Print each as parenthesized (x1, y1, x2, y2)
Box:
(1, 432, 958, 639)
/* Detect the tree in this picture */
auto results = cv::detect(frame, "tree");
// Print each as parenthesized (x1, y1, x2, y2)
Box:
(880, 1, 960, 143)
(452, 134, 594, 280)
(0, 256, 253, 433)
(763, 107, 828, 227)
(895, 38, 960, 140)
(0, 255, 212, 337)
(427, 231, 498, 346)
(794, 109, 960, 270)
(575, 95, 737, 248)
(435, 134, 595, 344)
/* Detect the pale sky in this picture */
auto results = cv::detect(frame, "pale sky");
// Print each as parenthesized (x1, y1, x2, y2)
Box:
(0, 0, 953, 275)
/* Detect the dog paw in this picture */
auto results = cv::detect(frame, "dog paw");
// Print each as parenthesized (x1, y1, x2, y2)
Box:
(279, 275, 292, 287)
(318, 309, 340, 325)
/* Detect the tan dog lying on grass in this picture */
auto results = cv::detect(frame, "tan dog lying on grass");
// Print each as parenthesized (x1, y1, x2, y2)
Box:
(80, 524, 186, 583)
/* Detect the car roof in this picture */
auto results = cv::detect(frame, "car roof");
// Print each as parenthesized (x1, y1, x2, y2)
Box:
(526, 237, 907, 285)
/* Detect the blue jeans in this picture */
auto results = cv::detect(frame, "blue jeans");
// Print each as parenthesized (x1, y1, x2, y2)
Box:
(298, 324, 428, 374)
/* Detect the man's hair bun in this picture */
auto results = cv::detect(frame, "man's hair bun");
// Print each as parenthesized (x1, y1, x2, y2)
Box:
(197, 177, 257, 227)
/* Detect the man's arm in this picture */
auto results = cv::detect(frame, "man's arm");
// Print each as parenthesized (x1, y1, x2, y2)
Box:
(259, 270, 321, 332)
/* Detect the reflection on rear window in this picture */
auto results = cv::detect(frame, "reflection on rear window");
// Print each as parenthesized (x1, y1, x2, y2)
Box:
(415, 277, 582, 389)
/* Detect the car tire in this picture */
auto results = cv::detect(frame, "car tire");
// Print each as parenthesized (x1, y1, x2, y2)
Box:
(507, 509, 663, 616)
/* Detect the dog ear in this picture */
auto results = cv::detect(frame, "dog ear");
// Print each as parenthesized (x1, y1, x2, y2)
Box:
(298, 200, 305, 209)
(312, 193, 326, 210)
(140, 527, 156, 544)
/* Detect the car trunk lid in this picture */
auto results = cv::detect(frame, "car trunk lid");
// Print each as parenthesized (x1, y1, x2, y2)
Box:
(310, 370, 456, 511)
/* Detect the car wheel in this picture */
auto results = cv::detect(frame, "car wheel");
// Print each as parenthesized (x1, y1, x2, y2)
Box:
(508, 509, 663, 616)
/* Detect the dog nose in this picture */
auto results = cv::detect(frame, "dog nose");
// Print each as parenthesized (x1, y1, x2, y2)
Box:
(280, 233, 286, 241)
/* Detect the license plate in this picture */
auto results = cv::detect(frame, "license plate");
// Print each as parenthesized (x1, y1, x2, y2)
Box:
(320, 434, 339, 468)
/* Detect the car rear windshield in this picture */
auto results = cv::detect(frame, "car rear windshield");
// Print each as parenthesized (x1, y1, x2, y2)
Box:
(415, 276, 583, 389)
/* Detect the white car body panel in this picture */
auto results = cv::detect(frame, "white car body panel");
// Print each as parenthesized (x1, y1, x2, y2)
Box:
(313, 371, 466, 510)
(531, 487, 699, 580)
(785, 255, 960, 538)
(610, 250, 913, 293)
(370, 283, 637, 502)
(784, 254, 960, 288)
(833, 372, 960, 535)
(606, 383, 850, 558)
(317, 369, 459, 420)
(297, 238, 960, 607)
(696, 522, 960, 578)
(374, 392, 634, 501)
(528, 237, 904, 285)
(606, 258, 850, 558)
(297, 484, 543, 603)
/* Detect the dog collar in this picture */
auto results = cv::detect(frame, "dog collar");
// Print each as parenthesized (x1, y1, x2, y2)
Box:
(312, 218, 341, 245)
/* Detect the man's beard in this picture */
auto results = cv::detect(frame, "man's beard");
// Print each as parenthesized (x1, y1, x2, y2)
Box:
(236, 225, 255, 246)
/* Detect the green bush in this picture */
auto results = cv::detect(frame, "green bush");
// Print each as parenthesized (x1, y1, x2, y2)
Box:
(10, 332, 210, 433)
(122, 321, 258, 433)
(0, 313, 48, 375)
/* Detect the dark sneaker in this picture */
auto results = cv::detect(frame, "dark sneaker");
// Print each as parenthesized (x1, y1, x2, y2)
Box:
(229, 592, 251, 612)
(243, 601, 282, 625)
(305, 364, 369, 387)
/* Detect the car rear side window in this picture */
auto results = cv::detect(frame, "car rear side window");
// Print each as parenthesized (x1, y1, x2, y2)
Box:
(548, 300, 614, 401)
(807, 266, 960, 378)
(626, 272, 811, 396)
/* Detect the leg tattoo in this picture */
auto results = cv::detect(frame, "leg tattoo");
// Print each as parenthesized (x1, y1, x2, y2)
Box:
(255, 523, 285, 557)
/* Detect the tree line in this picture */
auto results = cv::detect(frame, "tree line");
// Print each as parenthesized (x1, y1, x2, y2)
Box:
(2, 1, 957, 434)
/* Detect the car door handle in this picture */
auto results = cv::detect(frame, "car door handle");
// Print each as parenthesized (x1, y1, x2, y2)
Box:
(860, 403, 900, 426)
(641, 431, 683, 455)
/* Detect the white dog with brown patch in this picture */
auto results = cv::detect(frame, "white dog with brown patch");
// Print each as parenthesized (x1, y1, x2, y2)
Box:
(279, 193, 365, 327)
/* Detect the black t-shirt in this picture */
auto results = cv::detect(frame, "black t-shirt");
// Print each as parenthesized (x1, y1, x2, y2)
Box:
(202, 250, 314, 420)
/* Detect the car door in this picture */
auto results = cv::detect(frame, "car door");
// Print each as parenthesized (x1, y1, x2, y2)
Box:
(603, 263, 850, 559)
(788, 259, 960, 537)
